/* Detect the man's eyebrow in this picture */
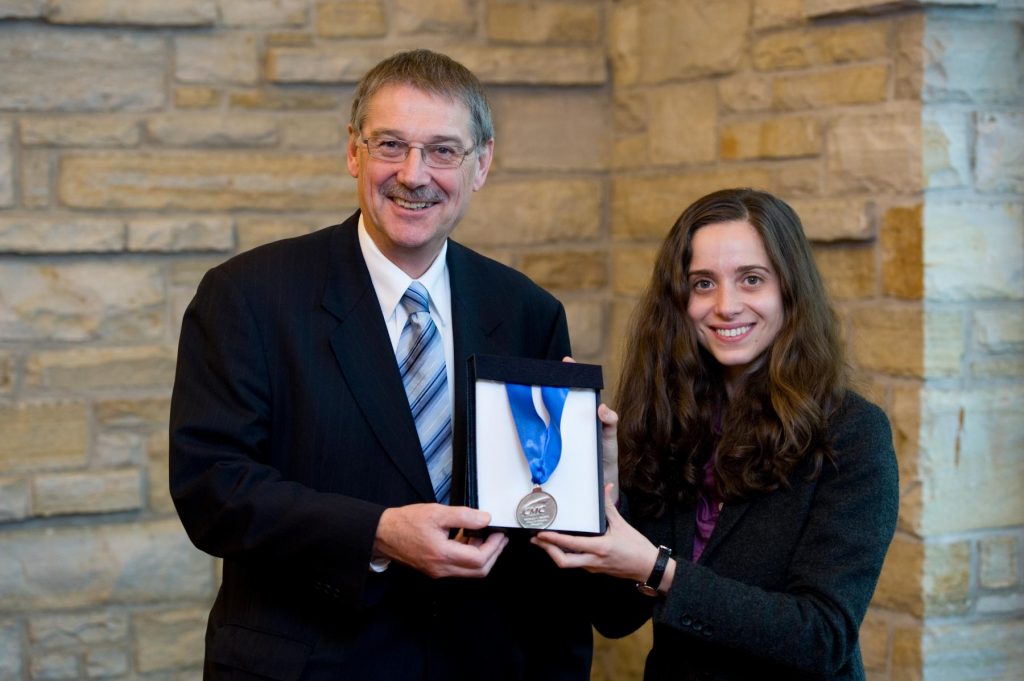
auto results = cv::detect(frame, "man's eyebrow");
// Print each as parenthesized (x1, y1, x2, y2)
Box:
(366, 128, 467, 145)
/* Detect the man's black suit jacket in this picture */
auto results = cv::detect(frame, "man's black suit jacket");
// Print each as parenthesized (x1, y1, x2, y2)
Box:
(169, 212, 593, 680)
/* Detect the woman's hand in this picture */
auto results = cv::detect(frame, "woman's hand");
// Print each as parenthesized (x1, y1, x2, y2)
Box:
(531, 484, 659, 584)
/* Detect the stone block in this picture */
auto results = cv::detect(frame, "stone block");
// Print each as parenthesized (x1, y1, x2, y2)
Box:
(648, 82, 717, 166)
(611, 168, 773, 241)
(20, 149, 51, 209)
(849, 303, 924, 377)
(315, 0, 387, 38)
(893, 15, 925, 104)
(175, 34, 260, 85)
(85, 648, 129, 678)
(891, 624, 923, 681)
(134, 608, 208, 673)
(564, 300, 605, 358)
(0, 0, 43, 18)
(607, 1, 640, 87)
(873, 533, 924, 617)
(220, 0, 307, 26)
(33, 469, 143, 517)
(0, 27, 165, 111)
(789, 197, 871, 241)
(458, 178, 602, 247)
(0, 351, 11, 395)
(881, 204, 923, 300)
(236, 217, 324, 253)
(924, 18, 1024, 104)
(752, 0, 804, 29)
(491, 91, 609, 171)
(0, 619, 22, 679)
(269, 44, 608, 85)
(25, 346, 177, 391)
(720, 115, 821, 161)
(95, 397, 170, 430)
(976, 111, 1024, 194)
(770, 160, 823, 197)
(20, 117, 140, 147)
(147, 433, 173, 514)
(754, 22, 891, 71)
(923, 540, 971, 616)
(924, 307, 965, 378)
(811, 242, 876, 300)
(970, 354, 1024, 379)
(975, 591, 1024, 615)
(95, 431, 146, 468)
(29, 652, 77, 679)
(924, 201, 1023, 301)
(920, 384, 1024, 534)
(175, 86, 220, 109)
(146, 115, 278, 147)
(922, 619, 1024, 681)
(0, 520, 214, 611)
(0, 477, 30, 522)
(127, 216, 234, 252)
(229, 88, 343, 110)
(0, 402, 88, 473)
(859, 610, 889, 672)
(0, 122, 12, 208)
(518, 251, 607, 291)
(394, 0, 475, 35)
(973, 307, 1024, 354)
(280, 116, 345, 149)
(890, 383, 922, 486)
(45, 0, 216, 25)
(0, 217, 125, 254)
(718, 74, 773, 114)
(591, 625, 652, 681)
(612, 246, 658, 297)
(0, 262, 164, 341)
(618, 0, 749, 86)
(773, 63, 889, 110)
(59, 151, 355, 211)
(827, 109, 922, 195)
(979, 534, 1019, 589)
(923, 110, 971, 189)
(487, 1, 602, 44)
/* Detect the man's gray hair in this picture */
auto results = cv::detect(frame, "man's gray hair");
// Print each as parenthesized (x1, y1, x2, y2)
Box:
(350, 49, 494, 149)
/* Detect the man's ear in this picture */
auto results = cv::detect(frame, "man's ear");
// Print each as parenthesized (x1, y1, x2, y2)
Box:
(345, 124, 360, 179)
(471, 138, 495, 192)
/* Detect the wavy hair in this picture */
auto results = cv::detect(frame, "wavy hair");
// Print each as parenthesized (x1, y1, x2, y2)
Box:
(349, 49, 494, 149)
(617, 188, 847, 518)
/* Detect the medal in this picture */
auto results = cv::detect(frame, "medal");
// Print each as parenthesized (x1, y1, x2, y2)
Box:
(516, 485, 558, 529)
(505, 383, 570, 530)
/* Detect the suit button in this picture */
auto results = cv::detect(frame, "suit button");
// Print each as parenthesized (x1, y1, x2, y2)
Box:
(703, 627, 713, 637)
(693, 622, 703, 632)
(680, 616, 692, 627)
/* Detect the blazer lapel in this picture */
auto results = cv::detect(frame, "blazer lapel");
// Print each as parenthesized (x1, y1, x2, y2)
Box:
(696, 500, 751, 565)
(321, 216, 436, 502)
(446, 241, 507, 505)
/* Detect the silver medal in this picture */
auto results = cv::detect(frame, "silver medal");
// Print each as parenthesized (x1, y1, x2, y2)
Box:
(516, 486, 557, 529)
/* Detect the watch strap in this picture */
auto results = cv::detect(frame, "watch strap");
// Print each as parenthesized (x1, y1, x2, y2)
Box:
(636, 544, 672, 596)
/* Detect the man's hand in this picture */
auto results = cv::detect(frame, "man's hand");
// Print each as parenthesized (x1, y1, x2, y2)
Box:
(374, 504, 508, 578)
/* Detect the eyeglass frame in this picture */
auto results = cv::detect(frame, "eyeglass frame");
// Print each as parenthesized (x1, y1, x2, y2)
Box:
(358, 134, 477, 169)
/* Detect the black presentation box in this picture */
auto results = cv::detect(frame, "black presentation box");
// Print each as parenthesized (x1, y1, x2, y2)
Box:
(466, 354, 606, 535)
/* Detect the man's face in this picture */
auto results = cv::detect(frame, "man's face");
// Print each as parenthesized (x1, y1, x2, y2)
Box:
(346, 83, 493, 277)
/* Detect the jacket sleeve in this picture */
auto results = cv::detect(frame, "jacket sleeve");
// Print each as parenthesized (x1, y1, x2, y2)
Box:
(169, 265, 383, 610)
(650, 397, 899, 675)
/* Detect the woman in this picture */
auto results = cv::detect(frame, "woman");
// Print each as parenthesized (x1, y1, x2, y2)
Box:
(534, 188, 898, 680)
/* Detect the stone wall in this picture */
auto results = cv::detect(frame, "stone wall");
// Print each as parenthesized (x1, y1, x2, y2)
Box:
(0, 1, 1020, 680)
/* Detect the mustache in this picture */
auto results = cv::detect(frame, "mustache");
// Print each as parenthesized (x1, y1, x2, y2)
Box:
(381, 179, 444, 203)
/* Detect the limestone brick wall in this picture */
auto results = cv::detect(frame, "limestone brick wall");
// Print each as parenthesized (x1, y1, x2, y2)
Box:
(0, 1, 1020, 680)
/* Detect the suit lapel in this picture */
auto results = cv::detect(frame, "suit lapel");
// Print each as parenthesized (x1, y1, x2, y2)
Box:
(696, 500, 751, 565)
(321, 216, 436, 502)
(446, 241, 507, 505)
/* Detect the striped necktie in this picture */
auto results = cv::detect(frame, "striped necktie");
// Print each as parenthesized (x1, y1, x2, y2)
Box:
(396, 282, 452, 504)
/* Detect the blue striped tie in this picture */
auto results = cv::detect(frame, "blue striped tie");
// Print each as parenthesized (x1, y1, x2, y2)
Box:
(396, 282, 452, 504)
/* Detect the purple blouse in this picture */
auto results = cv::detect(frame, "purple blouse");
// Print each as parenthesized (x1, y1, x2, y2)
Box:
(692, 455, 722, 562)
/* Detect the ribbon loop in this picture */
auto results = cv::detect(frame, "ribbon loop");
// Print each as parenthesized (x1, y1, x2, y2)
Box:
(505, 383, 570, 485)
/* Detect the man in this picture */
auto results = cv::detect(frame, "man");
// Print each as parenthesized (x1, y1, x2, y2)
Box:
(169, 49, 594, 680)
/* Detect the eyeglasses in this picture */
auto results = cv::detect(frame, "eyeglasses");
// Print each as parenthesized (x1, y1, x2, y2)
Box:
(360, 136, 475, 169)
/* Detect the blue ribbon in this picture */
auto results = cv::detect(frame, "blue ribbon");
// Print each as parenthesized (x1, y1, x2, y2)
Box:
(505, 383, 570, 486)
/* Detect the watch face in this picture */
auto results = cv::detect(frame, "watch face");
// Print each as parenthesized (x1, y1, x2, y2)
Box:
(636, 583, 659, 597)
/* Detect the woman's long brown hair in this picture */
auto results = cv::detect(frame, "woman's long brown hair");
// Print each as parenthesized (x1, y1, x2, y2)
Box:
(617, 188, 848, 519)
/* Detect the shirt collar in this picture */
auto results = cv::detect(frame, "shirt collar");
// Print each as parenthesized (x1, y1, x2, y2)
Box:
(357, 215, 450, 328)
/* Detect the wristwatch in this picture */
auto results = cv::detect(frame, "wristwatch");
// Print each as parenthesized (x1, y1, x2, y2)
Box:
(636, 545, 672, 596)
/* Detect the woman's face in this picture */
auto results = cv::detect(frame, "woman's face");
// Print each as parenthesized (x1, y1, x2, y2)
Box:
(686, 220, 784, 391)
